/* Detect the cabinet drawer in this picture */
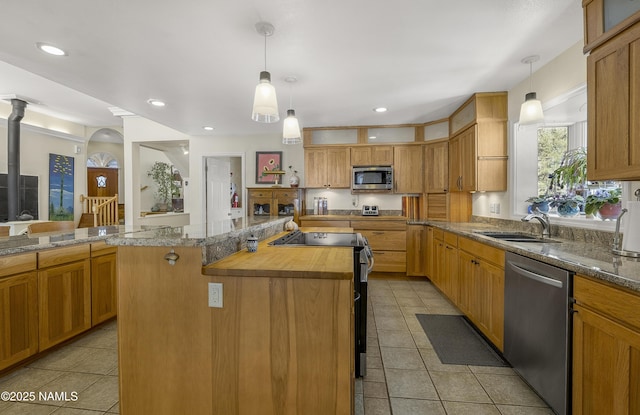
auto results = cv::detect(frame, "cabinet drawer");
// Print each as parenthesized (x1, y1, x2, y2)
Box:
(91, 241, 118, 257)
(272, 190, 298, 199)
(458, 237, 504, 267)
(372, 250, 406, 272)
(350, 220, 406, 231)
(249, 190, 273, 198)
(360, 230, 406, 251)
(444, 231, 458, 247)
(433, 228, 444, 241)
(38, 244, 91, 268)
(0, 252, 37, 278)
(575, 275, 640, 332)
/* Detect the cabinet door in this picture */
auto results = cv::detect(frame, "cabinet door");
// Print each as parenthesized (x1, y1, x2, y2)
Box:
(587, 22, 640, 180)
(304, 148, 328, 188)
(448, 135, 462, 192)
(573, 304, 640, 415)
(0, 271, 38, 371)
(432, 239, 445, 290)
(424, 141, 448, 193)
(457, 250, 475, 316)
(393, 145, 423, 193)
(426, 227, 435, 279)
(406, 225, 426, 277)
(459, 126, 477, 192)
(91, 253, 117, 326)
(443, 243, 459, 304)
(326, 147, 351, 188)
(371, 146, 394, 165)
(350, 147, 371, 166)
(477, 260, 504, 350)
(39, 259, 92, 350)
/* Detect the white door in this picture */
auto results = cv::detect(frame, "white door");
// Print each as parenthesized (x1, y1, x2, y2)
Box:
(206, 157, 231, 223)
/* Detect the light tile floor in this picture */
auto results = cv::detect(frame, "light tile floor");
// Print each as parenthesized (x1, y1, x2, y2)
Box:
(0, 321, 119, 415)
(356, 277, 554, 415)
(0, 278, 553, 415)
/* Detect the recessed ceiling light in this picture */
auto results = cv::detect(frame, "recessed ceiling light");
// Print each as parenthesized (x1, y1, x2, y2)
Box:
(147, 99, 166, 107)
(203, 126, 214, 131)
(36, 42, 67, 56)
(373, 107, 387, 113)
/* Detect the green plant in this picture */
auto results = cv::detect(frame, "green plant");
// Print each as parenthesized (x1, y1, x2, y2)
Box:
(549, 194, 584, 210)
(550, 148, 587, 195)
(147, 161, 178, 205)
(585, 188, 622, 215)
(525, 195, 551, 204)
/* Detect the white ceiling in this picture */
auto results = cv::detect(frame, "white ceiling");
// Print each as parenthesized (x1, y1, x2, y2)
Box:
(0, 0, 583, 137)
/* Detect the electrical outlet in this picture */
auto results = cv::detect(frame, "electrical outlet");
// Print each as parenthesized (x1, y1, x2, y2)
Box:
(495, 203, 501, 214)
(208, 282, 223, 308)
(490, 203, 496, 213)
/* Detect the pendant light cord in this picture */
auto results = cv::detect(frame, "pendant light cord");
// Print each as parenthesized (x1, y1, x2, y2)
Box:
(264, 34, 267, 71)
(529, 61, 533, 92)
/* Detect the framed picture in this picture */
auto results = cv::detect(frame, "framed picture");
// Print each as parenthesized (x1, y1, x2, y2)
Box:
(255, 151, 283, 184)
(48, 153, 75, 221)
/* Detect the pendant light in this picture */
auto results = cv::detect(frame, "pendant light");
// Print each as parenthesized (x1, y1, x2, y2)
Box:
(283, 76, 301, 144)
(251, 21, 279, 123)
(519, 55, 544, 125)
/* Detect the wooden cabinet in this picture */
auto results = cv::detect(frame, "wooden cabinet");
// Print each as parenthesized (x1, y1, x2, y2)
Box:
(393, 144, 423, 194)
(351, 220, 406, 273)
(38, 244, 91, 351)
(247, 188, 305, 223)
(90, 241, 118, 326)
(583, 0, 640, 52)
(457, 237, 505, 350)
(304, 147, 351, 188)
(429, 230, 458, 301)
(586, 19, 640, 180)
(448, 93, 507, 193)
(350, 145, 393, 166)
(0, 253, 38, 371)
(406, 225, 426, 277)
(424, 140, 448, 193)
(573, 275, 640, 415)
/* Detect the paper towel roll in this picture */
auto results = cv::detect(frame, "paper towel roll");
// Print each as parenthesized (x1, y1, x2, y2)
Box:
(622, 201, 640, 253)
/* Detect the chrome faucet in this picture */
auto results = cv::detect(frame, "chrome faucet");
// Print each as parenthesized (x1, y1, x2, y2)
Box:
(522, 209, 551, 238)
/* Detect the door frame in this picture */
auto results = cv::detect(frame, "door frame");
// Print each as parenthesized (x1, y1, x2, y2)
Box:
(201, 153, 246, 225)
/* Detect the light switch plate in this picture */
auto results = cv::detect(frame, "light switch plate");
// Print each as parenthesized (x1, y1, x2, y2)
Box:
(208, 282, 223, 308)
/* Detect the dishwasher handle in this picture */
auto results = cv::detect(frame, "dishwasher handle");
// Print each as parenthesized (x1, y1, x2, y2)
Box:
(507, 261, 564, 288)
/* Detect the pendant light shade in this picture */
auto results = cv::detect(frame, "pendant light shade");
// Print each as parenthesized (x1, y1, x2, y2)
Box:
(251, 22, 279, 123)
(283, 109, 301, 144)
(282, 76, 301, 144)
(519, 55, 544, 125)
(252, 71, 279, 122)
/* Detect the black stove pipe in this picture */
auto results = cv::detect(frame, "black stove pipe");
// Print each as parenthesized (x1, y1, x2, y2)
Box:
(7, 99, 27, 221)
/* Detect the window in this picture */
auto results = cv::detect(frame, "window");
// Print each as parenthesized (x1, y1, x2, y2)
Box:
(537, 127, 568, 195)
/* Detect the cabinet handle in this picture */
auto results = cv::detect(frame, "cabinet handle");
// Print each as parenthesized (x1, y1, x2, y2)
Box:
(372, 231, 385, 235)
(164, 249, 179, 265)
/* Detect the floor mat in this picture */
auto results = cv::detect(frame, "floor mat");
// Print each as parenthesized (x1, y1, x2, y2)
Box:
(416, 314, 509, 367)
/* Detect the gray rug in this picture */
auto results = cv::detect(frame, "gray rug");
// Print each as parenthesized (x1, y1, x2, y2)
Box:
(416, 314, 508, 367)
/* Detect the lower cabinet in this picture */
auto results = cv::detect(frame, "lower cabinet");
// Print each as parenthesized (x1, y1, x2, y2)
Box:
(573, 275, 640, 415)
(91, 242, 118, 326)
(352, 220, 406, 273)
(458, 237, 504, 351)
(0, 253, 38, 371)
(38, 245, 92, 351)
(406, 225, 427, 277)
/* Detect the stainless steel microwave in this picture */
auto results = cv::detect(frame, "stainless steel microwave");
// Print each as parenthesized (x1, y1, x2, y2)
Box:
(352, 166, 393, 192)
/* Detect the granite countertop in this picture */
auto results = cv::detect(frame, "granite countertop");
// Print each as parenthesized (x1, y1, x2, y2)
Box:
(299, 214, 406, 220)
(0, 225, 160, 256)
(106, 216, 291, 247)
(412, 220, 640, 293)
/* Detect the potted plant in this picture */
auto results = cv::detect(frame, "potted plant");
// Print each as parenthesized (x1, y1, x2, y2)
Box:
(550, 148, 588, 196)
(549, 194, 584, 217)
(585, 188, 622, 220)
(147, 161, 178, 211)
(525, 195, 551, 213)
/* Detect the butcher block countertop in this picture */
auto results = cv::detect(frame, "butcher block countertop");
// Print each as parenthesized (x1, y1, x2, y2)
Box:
(203, 232, 354, 280)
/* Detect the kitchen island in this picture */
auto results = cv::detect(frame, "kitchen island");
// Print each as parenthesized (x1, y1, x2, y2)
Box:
(108, 216, 355, 415)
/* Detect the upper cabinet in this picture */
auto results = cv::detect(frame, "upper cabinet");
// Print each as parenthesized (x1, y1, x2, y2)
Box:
(583, 0, 640, 52)
(304, 147, 351, 188)
(351, 145, 394, 166)
(448, 93, 508, 192)
(424, 140, 448, 193)
(393, 144, 423, 194)
(584, 5, 640, 180)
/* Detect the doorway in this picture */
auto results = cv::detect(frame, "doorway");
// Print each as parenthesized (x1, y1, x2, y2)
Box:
(204, 154, 244, 227)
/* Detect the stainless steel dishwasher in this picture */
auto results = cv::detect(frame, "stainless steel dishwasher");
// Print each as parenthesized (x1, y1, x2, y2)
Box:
(504, 252, 573, 415)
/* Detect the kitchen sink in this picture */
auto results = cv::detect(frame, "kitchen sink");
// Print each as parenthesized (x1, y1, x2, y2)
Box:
(474, 231, 560, 243)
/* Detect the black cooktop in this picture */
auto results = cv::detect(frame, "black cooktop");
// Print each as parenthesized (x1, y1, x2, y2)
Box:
(268, 230, 363, 247)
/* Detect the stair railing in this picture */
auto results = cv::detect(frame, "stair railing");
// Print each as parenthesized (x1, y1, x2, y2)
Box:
(80, 194, 119, 227)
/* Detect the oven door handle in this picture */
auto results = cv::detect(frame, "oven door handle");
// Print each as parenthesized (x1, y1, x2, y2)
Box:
(364, 245, 374, 273)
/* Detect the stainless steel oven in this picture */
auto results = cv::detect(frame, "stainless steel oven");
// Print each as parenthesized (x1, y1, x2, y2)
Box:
(269, 230, 373, 377)
(352, 166, 393, 192)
